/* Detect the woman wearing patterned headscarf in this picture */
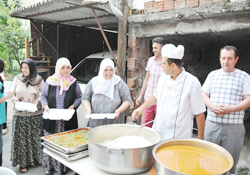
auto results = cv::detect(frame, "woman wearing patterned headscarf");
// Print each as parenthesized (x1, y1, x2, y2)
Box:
(11, 58, 44, 173)
(41, 57, 82, 175)
(82, 58, 131, 128)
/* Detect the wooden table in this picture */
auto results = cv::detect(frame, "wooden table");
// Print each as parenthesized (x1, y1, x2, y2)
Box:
(43, 148, 153, 175)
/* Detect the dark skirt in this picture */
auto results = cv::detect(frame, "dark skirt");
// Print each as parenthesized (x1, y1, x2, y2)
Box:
(42, 120, 67, 174)
(11, 114, 43, 167)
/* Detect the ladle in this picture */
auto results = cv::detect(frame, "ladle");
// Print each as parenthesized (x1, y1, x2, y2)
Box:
(107, 120, 154, 147)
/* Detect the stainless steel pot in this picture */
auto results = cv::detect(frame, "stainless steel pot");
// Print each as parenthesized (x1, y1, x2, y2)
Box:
(87, 124, 161, 174)
(152, 138, 234, 175)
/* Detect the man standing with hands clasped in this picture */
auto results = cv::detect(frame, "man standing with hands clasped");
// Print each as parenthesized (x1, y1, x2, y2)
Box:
(202, 45, 250, 174)
(132, 44, 206, 141)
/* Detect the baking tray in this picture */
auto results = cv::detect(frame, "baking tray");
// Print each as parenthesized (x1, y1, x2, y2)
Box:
(42, 143, 89, 161)
(41, 128, 90, 154)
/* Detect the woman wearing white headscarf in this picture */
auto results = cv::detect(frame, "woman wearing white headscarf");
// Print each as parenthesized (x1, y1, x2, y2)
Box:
(82, 58, 131, 128)
(41, 57, 82, 175)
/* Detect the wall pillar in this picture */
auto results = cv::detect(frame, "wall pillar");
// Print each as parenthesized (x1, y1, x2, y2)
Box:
(126, 37, 149, 117)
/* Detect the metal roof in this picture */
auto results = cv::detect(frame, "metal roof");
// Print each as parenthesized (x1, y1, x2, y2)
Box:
(10, 0, 122, 30)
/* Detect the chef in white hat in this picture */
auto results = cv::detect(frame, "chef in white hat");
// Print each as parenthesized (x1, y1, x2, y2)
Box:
(132, 44, 206, 141)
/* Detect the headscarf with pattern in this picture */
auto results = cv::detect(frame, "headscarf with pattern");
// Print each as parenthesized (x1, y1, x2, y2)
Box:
(46, 57, 76, 95)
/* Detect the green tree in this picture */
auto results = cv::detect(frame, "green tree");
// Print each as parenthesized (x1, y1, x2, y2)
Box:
(0, 0, 29, 72)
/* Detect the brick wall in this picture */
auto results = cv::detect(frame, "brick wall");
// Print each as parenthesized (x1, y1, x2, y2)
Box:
(142, 0, 227, 13)
(127, 37, 149, 116)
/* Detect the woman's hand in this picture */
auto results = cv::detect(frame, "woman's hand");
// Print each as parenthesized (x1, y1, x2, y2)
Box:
(85, 106, 91, 115)
(44, 105, 50, 113)
(13, 96, 18, 104)
(33, 99, 39, 106)
(115, 109, 121, 119)
(68, 105, 75, 110)
(6, 91, 14, 100)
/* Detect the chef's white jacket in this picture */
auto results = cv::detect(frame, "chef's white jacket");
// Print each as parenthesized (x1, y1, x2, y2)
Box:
(152, 68, 206, 141)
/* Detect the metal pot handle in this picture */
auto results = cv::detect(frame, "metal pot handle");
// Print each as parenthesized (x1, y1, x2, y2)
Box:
(107, 147, 124, 155)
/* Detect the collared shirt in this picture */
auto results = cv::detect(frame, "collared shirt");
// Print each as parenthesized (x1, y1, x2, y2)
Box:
(153, 68, 206, 141)
(144, 56, 164, 101)
(202, 68, 250, 124)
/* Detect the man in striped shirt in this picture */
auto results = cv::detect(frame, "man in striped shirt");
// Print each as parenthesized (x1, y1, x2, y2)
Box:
(136, 37, 165, 127)
(202, 45, 250, 174)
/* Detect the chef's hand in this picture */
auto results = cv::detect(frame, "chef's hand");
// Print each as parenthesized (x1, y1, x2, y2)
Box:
(68, 105, 74, 110)
(115, 109, 121, 119)
(44, 105, 50, 113)
(131, 107, 143, 121)
(136, 96, 142, 106)
(33, 99, 39, 106)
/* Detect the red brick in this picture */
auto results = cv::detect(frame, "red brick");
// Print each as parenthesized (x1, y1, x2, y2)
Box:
(127, 79, 135, 88)
(127, 69, 137, 79)
(137, 68, 145, 78)
(174, 0, 186, 9)
(199, 0, 213, 5)
(186, 0, 198, 7)
(144, 1, 154, 10)
(128, 48, 139, 58)
(164, 0, 174, 11)
(128, 37, 139, 48)
(153, 1, 164, 11)
(127, 58, 136, 68)
(138, 58, 147, 68)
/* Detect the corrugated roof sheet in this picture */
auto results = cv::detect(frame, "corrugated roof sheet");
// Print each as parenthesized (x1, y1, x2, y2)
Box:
(10, 0, 122, 30)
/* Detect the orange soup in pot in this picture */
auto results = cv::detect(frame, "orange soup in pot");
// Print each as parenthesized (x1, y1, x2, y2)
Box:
(156, 145, 229, 175)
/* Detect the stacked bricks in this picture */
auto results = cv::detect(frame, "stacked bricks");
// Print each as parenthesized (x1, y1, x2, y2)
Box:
(164, 0, 174, 11)
(199, 0, 213, 5)
(141, 0, 229, 14)
(174, 0, 186, 9)
(127, 37, 150, 115)
(144, 1, 154, 11)
(154, 1, 164, 12)
(186, 0, 199, 7)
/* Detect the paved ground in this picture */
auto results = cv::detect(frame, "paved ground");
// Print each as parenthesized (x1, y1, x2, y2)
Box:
(2, 101, 250, 175)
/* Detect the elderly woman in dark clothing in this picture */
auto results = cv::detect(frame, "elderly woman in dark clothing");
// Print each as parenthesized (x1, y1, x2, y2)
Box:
(41, 57, 82, 175)
(82, 58, 131, 128)
(11, 58, 44, 173)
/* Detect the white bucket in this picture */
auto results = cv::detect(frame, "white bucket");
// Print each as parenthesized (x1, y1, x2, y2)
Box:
(0, 167, 16, 175)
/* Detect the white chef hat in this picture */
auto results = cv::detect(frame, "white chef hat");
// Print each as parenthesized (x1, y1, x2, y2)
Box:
(161, 44, 185, 60)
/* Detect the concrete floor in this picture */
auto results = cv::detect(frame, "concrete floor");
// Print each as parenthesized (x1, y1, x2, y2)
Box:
(2, 101, 250, 175)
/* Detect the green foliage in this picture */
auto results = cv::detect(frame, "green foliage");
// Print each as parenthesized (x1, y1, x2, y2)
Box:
(0, 0, 29, 72)
(236, 166, 249, 175)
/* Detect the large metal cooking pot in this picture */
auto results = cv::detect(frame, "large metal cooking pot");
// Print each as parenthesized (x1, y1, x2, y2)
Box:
(87, 124, 161, 174)
(152, 138, 234, 175)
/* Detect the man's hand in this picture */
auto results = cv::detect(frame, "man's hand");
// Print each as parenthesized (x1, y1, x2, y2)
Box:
(212, 105, 225, 116)
(131, 107, 143, 121)
(136, 96, 142, 106)
(219, 105, 232, 115)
